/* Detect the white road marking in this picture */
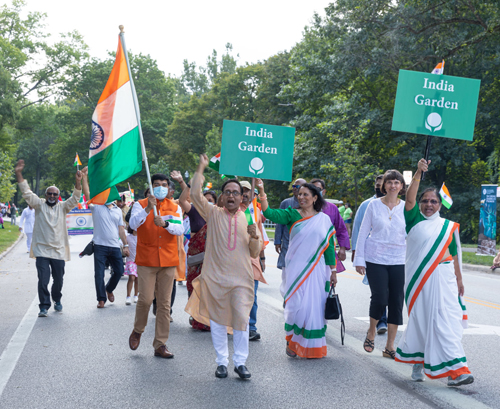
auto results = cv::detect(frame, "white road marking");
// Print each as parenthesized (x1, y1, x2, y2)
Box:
(259, 292, 489, 409)
(0, 296, 38, 397)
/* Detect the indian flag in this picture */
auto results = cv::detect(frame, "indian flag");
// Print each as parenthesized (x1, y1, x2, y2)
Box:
(209, 152, 234, 179)
(73, 153, 82, 167)
(209, 153, 221, 171)
(88, 35, 142, 205)
(440, 182, 453, 209)
(431, 60, 445, 75)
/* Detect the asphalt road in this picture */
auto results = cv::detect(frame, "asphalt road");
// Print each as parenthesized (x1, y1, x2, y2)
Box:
(1, 234, 499, 409)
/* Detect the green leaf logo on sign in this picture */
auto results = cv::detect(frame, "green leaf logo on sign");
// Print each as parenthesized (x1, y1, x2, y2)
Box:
(391, 70, 480, 141)
(220, 120, 295, 182)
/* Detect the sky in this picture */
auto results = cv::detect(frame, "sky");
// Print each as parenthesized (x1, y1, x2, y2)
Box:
(21, 0, 330, 77)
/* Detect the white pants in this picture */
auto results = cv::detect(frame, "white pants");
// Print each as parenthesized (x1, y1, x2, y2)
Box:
(210, 320, 249, 368)
(26, 233, 32, 252)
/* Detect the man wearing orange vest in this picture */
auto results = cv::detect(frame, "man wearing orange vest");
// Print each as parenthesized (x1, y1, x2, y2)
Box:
(128, 173, 184, 359)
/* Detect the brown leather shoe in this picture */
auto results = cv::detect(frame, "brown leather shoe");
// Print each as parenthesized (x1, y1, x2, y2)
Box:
(154, 345, 174, 359)
(129, 330, 141, 350)
(97, 301, 105, 308)
(107, 292, 115, 302)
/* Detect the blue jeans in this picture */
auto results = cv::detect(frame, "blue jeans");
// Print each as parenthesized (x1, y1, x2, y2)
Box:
(94, 245, 124, 302)
(249, 280, 259, 331)
(377, 310, 388, 328)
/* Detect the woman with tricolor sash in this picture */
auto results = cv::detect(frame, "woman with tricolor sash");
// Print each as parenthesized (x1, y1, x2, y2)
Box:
(395, 159, 474, 387)
(256, 179, 337, 359)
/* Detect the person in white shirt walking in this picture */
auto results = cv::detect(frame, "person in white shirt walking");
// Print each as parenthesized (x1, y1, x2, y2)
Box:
(15, 159, 82, 318)
(19, 206, 36, 252)
(353, 170, 406, 360)
(81, 167, 129, 308)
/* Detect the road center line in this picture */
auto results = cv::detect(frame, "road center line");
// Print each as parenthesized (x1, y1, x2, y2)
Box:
(0, 296, 39, 397)
(258, 291, 490, 409)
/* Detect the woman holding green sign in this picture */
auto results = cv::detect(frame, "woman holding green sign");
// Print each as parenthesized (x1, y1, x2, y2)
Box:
(395, 159, 474, 387)
(256, 178, 337, 359)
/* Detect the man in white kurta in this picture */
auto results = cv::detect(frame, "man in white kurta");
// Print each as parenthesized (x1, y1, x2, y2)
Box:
(15, 159, 82, 317)
(185, 154, 262, 379)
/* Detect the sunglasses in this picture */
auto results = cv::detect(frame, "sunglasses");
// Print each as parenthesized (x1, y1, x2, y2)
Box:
(46, 192, 58, 196)
(420, 199, 439, 205)
(223, 190, 241, 197)
(292, 184, 301, 189)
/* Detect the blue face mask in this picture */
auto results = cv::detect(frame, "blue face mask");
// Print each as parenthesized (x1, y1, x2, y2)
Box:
(153, 186, 169, 200)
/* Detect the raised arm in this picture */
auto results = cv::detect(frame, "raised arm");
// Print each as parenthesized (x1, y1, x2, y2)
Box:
(81, 166, 90, 201)
(170, 170, 191, 214)
(256, 178, 294, 225)
(63, 170, 83, 212)
(406, 159, 429, 211)
(16, 159, 42, 209)
(191, 154, 212, 221)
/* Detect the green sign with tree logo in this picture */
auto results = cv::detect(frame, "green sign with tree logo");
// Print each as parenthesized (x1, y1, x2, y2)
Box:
(220, 120, 295, 181)
(391, 70, 480, 141)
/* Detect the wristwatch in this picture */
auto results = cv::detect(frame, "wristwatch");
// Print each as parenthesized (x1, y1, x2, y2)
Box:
(123, 244, 129, 247)
(260, 257, 266, 260)
(163, 221, 170, 229)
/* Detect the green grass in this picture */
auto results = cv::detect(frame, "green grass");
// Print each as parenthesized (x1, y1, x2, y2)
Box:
(462, 252, 494, 266)
(265, 229, 275, 240)
(0, 227, 21, 254)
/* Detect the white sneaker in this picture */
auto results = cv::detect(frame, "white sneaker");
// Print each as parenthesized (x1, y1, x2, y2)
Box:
(411, 364, 425, 381)
(447, 373, 474, 386)
(133, 295, 138, 303)
(125, 296, 132, 305)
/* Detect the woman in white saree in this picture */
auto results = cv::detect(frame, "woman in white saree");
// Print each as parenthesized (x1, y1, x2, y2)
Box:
(395, 159, 474, 387)
(257, 180, 337, 359)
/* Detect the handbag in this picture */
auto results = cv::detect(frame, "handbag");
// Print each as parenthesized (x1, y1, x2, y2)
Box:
(325, 284, 345, 345)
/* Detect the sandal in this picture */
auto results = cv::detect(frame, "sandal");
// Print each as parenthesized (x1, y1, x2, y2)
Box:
(286, 342, 297, 358)
(383, 348, 396, 359)
(363, 332, 375, 353)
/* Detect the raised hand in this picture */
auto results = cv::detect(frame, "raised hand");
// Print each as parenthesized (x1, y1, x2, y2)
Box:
(198, 154, 209, 170)
(15, 159, 25, 174)
(417, 158, 430, 173)
(75, 170, 83, 182)
(81, 166, 88, 177)
(255, 178, 264, 193)
(170, 170, 183, 183)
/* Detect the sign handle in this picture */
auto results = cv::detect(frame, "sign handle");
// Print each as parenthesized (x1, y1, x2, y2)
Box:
(251, 178, 256, 202)
(422, 135, 433, 181)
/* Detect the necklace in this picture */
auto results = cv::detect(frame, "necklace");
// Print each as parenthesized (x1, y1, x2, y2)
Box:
(382, 198, 400, 220)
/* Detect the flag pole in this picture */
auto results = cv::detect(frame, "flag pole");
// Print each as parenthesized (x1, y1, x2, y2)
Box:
(422, 135, 433, 181)
(119, 25, 157, 216)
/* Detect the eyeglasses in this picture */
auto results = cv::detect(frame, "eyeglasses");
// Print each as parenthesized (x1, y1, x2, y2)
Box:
(420, 199, 439, 205)
(46, 192, 58, 196)
(223, 190, 241, 197)
(292, 185, 301, 189)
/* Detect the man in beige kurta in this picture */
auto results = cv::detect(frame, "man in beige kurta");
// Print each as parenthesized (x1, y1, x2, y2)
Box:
(15, 159, 82, 317)
(185, 154, 262, 379)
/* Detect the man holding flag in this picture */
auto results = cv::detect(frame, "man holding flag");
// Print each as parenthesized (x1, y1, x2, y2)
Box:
(128, 174, 184, 358)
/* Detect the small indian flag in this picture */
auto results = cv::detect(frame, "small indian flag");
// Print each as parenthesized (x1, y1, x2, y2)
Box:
(431, 60, 445, 75)
(88, 35, 142, 205)
(209, 153, 221, 172)
(440, 182, 453, 209)
(74, 153, 82, 167)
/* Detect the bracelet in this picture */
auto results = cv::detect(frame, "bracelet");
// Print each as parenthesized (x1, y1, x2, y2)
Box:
(260, 257, 266, 260)
(413, 178, 421, 182)
(123, 244, 129, 247)
(258, 194, 267, 201)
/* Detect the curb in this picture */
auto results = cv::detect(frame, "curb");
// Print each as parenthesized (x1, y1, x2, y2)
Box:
(0, 232, 24, 261)
(463, 263, 499, 275)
